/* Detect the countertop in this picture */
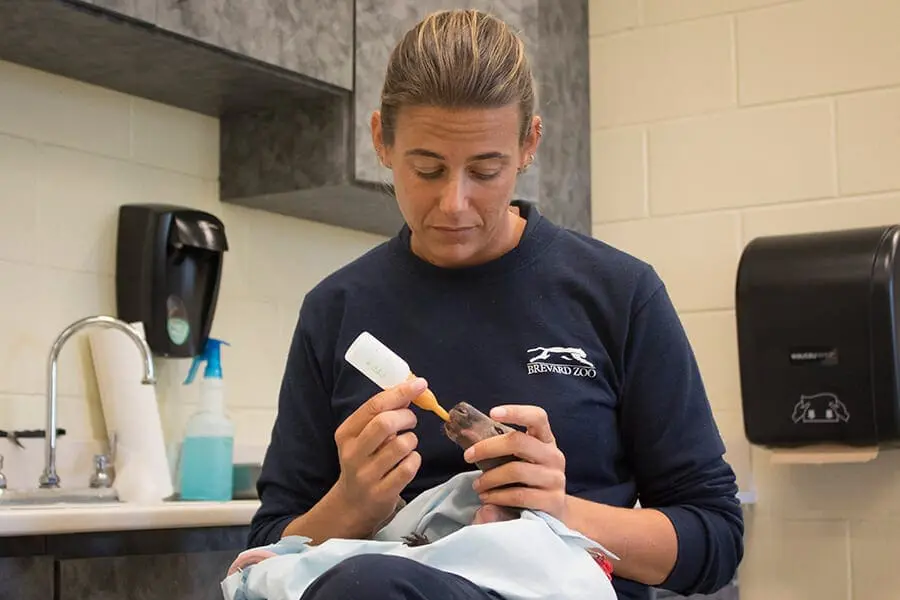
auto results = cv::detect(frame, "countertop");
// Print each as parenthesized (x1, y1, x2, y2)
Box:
(0, 499, 261, 537)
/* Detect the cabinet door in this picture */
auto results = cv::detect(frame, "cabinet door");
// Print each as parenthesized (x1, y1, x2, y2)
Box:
(86, 0, 158, 23)
(57, 551, 236, 600)
(0, 557, 54, 600)
(155, 0, 354, 90)
(353, 0, 539, 200)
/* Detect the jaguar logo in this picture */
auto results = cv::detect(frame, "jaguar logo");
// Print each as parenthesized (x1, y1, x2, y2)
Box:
(526, 346, 597, 378)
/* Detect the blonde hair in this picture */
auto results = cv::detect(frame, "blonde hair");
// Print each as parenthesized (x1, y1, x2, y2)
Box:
(379, 9, 536, 147)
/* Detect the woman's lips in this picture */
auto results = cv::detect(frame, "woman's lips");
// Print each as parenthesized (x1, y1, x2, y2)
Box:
(431, 225, 477, 240)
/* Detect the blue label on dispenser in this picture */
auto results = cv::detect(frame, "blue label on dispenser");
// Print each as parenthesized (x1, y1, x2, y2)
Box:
(166, 295, 190, 345)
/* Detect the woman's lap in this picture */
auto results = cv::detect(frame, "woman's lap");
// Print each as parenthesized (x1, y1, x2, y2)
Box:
(300, 554, 505, 600)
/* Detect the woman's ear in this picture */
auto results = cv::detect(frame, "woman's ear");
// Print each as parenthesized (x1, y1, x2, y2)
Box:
(370, 111, 389, 168)
(519, 115, 542, 172)
(526, 115, 542, 157)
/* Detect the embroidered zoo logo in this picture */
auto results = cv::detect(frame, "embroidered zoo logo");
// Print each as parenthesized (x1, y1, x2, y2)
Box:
(526, 346, 597, 378)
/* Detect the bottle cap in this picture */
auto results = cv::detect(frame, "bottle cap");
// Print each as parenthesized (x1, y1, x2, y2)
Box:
(185, 337, 230, 384)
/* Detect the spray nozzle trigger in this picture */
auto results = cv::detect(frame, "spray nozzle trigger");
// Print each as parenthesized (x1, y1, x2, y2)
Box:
(185, 337, 230, 384)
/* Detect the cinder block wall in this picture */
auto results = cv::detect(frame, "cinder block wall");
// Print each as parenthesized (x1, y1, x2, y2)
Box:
(588, 1, 900, 597)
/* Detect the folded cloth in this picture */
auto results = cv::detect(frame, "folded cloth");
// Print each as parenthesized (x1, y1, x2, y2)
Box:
(222, 471, 619, 600)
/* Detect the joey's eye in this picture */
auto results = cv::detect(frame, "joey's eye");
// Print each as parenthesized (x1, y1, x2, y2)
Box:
(493, 425, 505, 435)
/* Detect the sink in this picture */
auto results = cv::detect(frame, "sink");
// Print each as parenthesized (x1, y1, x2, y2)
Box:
(0, 487, 120, 508)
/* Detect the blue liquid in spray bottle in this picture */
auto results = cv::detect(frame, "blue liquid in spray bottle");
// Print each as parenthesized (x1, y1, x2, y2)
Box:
(179, 338, 234, 501)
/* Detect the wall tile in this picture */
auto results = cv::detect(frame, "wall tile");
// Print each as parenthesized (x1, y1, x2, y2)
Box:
(0, 134, 38, 265)
(750, 446, 900, 520)
(131, 97, 219, 178)
(589, 0, 639, 36)
(210, 298, 282, 409)
(244, 208, 384, 305)
(590, 16, 734, 127)
(590, 126, 646, 223)
(0, 60, 130, 159)
(680, 310, 742, 414)
(739, 515, 849, 600)
(592, 212, 742, 312)
(714, 409, 754, 500)
(836, 87, 900, 195)
(38, 269, 116, 399)
(0, 393, 102, 444)
(741, 193, 900, 244)
(849, 519, 900, 598)
(0, 261, 45, 396)
(737, 0, 900, 105)
(232, 407, 277, 447)
(643, 0, 792, 24)
(35, 146, 133, 275)
(648, 101, 835, 215)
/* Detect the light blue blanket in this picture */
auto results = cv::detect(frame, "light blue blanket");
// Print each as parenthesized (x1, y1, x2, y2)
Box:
(222, 471, 619, 600)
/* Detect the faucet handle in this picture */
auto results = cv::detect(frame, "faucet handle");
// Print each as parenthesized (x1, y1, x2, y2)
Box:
(0, 454, 6, 490)
(89, 454, 113, 489)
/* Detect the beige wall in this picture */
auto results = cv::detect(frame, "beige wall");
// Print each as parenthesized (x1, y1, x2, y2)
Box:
(588, 0, 900, 597)
(0, 58, 386, 489)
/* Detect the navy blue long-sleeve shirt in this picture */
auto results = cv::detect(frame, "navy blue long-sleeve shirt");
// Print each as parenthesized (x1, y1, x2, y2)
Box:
(249, 200, 744, 599)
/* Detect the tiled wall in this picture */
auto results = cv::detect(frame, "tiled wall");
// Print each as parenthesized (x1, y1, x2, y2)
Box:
(0, 58, 386, 489)
(588, 0, 900, 598)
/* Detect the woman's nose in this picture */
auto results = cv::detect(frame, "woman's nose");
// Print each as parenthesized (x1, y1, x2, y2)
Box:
(438, 175, 469, 214)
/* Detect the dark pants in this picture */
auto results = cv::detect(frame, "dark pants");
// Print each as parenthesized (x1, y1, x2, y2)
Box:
(300, 554, 505, 600)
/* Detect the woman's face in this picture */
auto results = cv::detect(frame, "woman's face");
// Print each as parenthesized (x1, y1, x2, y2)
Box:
(372, 104, 540, 269)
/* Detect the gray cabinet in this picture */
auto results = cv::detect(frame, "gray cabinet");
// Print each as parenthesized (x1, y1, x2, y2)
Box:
(86, 0, 157, 22)
(0, 556, 54, 600)
(73, 0, 354, 90)
(152, 0, 355, 90)
(56, 552, 236, 600)
(0, 526, 249, 600)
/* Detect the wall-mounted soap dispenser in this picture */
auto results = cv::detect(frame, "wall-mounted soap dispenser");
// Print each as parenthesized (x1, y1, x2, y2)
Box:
(735, 224, 900, 451)
(115, 204, 228, 358)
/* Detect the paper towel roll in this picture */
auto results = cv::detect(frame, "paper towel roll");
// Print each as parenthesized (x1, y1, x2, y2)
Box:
(766, 444, 879, 464)
(89, 322, 173, 503)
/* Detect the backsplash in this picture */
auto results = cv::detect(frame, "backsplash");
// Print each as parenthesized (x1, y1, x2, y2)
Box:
(0, 58, 386, 489)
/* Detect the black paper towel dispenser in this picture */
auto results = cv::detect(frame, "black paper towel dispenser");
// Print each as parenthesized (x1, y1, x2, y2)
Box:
(115, 204, 228, 358)
(736, 224, 900, 449)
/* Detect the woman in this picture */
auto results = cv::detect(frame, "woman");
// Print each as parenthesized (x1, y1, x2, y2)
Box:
(249, 9, 743, 600)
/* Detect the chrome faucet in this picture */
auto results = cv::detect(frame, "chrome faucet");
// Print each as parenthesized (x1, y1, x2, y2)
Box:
(39, 315, 156, 489)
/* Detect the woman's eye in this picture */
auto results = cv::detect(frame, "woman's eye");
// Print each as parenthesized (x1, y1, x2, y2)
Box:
(414, 168, 499, 181)
(416, 169, 444, 180)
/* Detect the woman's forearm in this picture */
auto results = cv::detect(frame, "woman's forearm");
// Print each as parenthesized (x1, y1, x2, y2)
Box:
(281, 487, 373, 545)
(563, 495, 678, 586)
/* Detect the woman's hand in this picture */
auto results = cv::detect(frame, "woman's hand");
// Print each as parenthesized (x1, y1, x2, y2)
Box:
(330, 378, 426, 536)
(464, 404, 568, 521)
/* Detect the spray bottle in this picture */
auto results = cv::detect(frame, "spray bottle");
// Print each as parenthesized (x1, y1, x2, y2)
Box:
(179, 337, 234, 501)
